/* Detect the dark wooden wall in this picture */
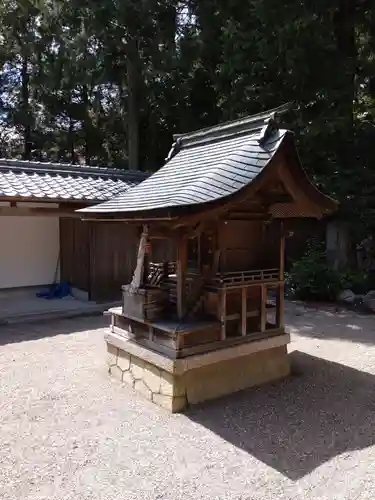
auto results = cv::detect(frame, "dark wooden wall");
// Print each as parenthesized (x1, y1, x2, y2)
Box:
(60, 219, 138, 302)
(89, 222, 138, 301)
(60, 218, 90, 292)
(151, 238, 174, 262)
(215, 218, 326, 273)
(218, 221, 267, 272)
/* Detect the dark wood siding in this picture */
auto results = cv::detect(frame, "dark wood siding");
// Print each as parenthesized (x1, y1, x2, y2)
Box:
(60, 218, 90, 292)
(218, 221, 265, 272)
(60, 219, 139, 302)
(89, 222, 138, 302)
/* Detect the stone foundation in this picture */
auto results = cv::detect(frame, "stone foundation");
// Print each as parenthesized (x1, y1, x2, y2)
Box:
(106, 332, 290, 412)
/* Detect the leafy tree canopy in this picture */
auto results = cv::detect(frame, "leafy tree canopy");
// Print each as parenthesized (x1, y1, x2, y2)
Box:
(0, 0, 374, 236)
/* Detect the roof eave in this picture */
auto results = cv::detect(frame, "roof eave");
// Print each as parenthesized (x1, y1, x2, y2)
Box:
(0, 195, 113, 205)
(283, 134, 338, 216)
(173, 103, 291, 144)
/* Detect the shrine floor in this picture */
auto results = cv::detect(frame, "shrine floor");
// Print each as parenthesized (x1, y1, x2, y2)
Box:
(1, 302, 375, 500)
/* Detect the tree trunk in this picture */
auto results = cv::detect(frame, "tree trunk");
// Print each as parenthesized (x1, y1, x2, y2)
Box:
(126, 37, 140, 171)
(335, 0, 356, 126)
(69, 116, 75, 164)
(334, 0, 357, 206)
(82, 84, 91, 165)
(367, 3, 375, 99)
(21, 54, 32, 160)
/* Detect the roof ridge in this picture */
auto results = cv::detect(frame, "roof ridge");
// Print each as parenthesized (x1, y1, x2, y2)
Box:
(172, 103, 291, 146)
(0, 158, 149, 180)
(80, 128, 289, 215)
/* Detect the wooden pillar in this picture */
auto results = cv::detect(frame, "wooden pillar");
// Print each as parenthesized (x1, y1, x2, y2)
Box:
(143, 250, 149, 287)
(260, 284, 267, 332)
(279, 220, 285, 279)
(176, 234, 188, 319)
(277, 220, 285, 328)
(148, 326, 154, 341)
(241, 287, 247, 336)
(163, 261, 169, 281)
(131, 225, 148, 290)
(220, 289, 227, 340)
(197, 234, 201, 271)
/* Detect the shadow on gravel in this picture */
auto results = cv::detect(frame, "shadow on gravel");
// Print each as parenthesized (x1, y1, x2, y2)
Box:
(186, 351, 375, 480)
(286, 303, 375, 345)
(0, 314, 106, 346)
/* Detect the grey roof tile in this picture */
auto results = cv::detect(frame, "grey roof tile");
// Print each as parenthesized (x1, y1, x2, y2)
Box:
(81, 123, 287, 215)
(0, 159, 149, 202)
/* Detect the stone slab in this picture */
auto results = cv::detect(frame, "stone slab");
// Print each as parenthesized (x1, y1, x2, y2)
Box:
(185, 346, 290, 405)
(106, 339, 290, 413)
(105, 331, 290, 375)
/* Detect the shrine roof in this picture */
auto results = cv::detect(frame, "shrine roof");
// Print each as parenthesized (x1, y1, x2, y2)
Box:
(80, 104, 335, 217)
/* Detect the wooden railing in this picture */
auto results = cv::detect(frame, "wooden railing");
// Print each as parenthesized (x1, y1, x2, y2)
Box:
(162, 273, 200, 306)
(148, 261, 176, 286)
(212, 268, 280, 288)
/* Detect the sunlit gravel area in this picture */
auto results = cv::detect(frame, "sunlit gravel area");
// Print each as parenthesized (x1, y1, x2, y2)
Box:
(1, 303, 375, 500)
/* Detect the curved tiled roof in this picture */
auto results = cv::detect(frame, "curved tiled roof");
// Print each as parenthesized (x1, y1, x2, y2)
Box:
(81, 105, 290, 214)
(0, 159, 148, 202)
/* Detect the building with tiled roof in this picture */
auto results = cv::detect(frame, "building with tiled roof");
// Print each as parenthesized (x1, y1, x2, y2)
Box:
(0, 159, 147, 203)
(0, 160, 148, 300)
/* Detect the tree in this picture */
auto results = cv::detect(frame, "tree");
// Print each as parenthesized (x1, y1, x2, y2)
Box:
(0, 0, 374, 243)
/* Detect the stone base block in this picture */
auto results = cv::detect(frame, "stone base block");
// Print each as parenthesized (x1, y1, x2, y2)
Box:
(106, 332, 290, 413)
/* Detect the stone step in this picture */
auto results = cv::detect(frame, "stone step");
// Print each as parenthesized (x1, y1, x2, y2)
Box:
(0, 301, 121, 326)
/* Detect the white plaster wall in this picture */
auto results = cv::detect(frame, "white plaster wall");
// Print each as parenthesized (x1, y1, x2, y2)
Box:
(0, 216, 60, 289)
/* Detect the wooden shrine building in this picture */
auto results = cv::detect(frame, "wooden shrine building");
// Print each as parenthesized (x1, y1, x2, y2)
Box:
(80, 105, 336, 412)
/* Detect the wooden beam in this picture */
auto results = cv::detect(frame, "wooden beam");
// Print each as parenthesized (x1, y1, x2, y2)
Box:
(148, 225, 173, 239)
(241, 287, 247, 336)
(227, 211, 271, 221)
(257, 192, 294, 205)
(277, 220, 285, 328)
(0, 206, 83, 218)
(220, 289, 227, 340)
(142, 225, 150, 287)
(260, 284, 267, 332)
(276, 284, 285, 329)
(214, 279, 283, 291)
(279, 220, 285, 280)
(58, 201, 92, 209)
(81, 215, 176, 222)
(176, 234, 188, 319)
(197, 233, 201, 270)
(148, 326, 154, 341)
(177, 329, 287, 359)
(0, 195, 90, 207)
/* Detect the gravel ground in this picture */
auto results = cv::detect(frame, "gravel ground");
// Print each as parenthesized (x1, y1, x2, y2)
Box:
(1, 303, 375, 500)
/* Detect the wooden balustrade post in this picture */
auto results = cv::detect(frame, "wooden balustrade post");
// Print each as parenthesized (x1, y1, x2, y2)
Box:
(163, 261, 169, 281)
(241, 287, 247, 336)
(260, 284, 267, 332)
(176, 234, 188, 319)
(220, 288, 227, 340)
(276, 220, 285, 328)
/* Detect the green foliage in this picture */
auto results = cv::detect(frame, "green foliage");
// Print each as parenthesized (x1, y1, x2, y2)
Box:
(340, 270, 370, 295)
(287, 241, 342, 301)
(0, 0, 374, 238)
(288, 240, 369, 301)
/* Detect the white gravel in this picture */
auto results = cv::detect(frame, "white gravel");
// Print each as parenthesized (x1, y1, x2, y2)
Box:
(1, 303, 375, 500)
